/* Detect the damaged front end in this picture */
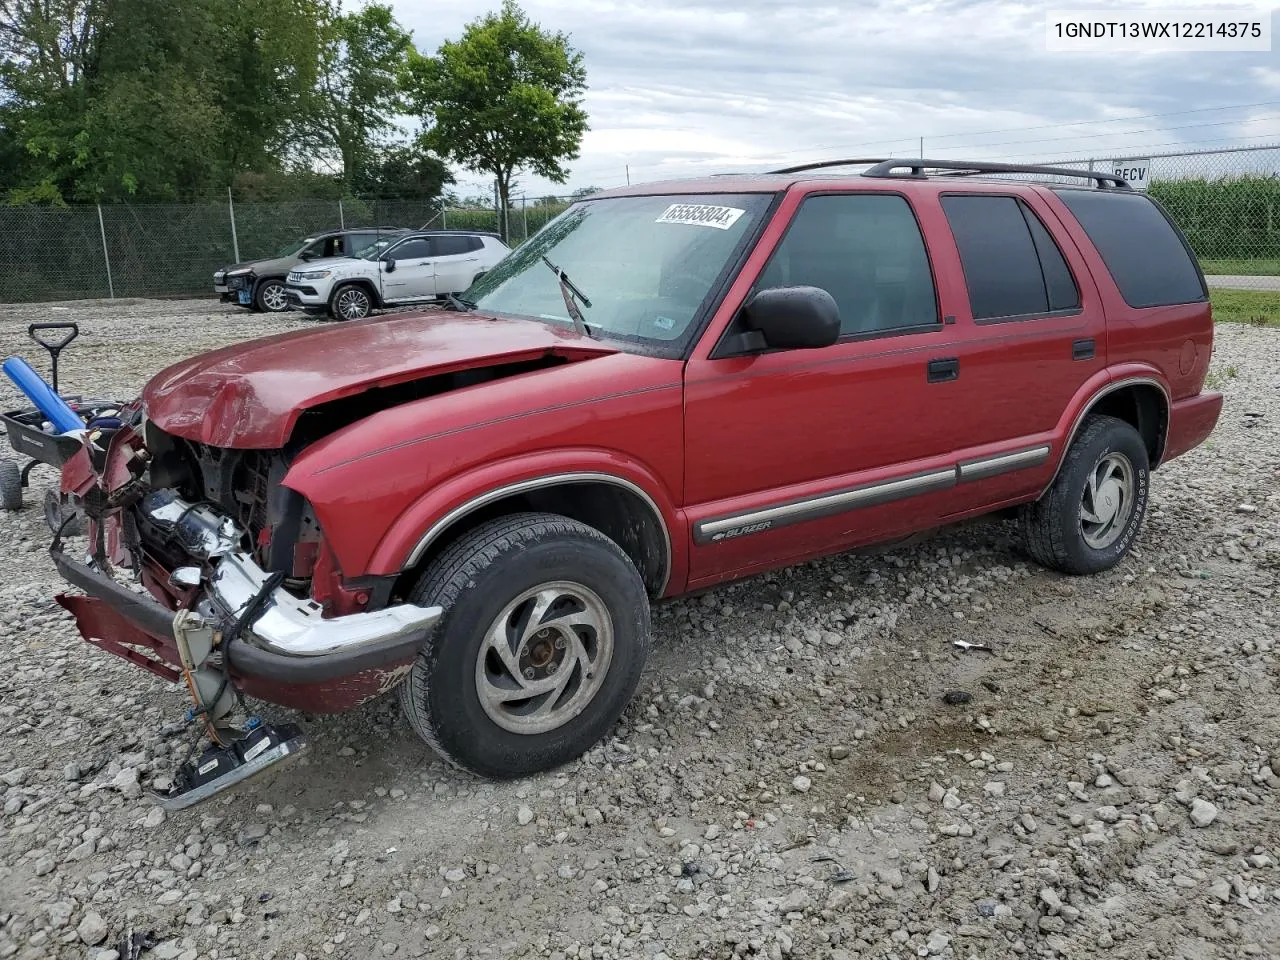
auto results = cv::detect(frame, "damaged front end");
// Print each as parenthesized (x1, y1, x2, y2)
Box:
(52, 407, 440, 809)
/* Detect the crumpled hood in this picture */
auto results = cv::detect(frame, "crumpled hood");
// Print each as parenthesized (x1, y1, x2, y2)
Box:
(221, 254, 299, 276)
(142, 311, 617, 449)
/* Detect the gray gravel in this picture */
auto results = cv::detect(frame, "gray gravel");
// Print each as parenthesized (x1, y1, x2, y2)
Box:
(1, 299, 1278, 960)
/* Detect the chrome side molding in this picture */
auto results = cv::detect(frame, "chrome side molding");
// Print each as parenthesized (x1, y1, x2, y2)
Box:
(695, 444, 1053, 545)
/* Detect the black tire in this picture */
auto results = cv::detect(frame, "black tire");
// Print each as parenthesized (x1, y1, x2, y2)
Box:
(1021, 415, 1150, 575)
(254, 278, 290, 313)
(400, 512, 651, 779)
(0, 460, 21, 511)
(44, 488, 83, 536)
(329, 283, 372, 321)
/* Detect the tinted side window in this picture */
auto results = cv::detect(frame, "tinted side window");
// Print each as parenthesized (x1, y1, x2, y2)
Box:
(434, 235, 477, 256)
(1023, 208, 1080, 312)
(346, 232, 377, 253)
(389, 238, 432, 261)
(757, 194, 938, 336)
(1054, 189, 1206, 308)
(942, 195, 1079, 320)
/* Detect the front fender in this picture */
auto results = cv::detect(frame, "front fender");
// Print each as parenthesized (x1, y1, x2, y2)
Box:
(364, 448, 687, 584)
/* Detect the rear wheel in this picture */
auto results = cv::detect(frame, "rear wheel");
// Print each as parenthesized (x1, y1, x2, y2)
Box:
(255, 279, 289, 313)
(400, 512, 650, 778)
(329, 283, 372, 321)
(1021, 415, 1150, 575)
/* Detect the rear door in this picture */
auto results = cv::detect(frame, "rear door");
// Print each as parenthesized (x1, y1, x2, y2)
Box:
(429, 235, 484, 294)
(379, 237, 437, 301)
(932, 190, 1107, 514)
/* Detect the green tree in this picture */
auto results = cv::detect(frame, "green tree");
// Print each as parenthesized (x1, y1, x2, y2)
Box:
(355, 144, 453, 200)
(409, 0, 587, 235)
(1, 0, 434, 204)
(309, 3, 413, 189)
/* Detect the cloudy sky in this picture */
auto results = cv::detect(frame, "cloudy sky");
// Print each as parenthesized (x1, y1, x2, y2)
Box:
(388, 0, 1280, 198)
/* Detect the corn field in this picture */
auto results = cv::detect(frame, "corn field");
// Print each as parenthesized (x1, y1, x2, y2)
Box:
(1149, 176, 1280, 273)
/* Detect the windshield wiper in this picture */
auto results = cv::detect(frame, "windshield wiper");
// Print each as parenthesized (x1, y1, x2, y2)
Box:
(541, 256, 596, 338)
(442, 292, 474, 312)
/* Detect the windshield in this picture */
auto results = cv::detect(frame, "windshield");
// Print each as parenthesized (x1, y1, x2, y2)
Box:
(276, 237, 314, 258)
(355, 236, 398, 260)
(465, 193, 774, 352)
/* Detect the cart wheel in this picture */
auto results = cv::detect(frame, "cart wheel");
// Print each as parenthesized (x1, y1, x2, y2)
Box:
(44, 488, 82, 536)
(0, 460, 21, 511)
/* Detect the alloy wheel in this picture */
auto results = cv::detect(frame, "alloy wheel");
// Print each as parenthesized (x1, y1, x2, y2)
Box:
(1079, 451, 1135, 550)
(474, 581, 614, 735)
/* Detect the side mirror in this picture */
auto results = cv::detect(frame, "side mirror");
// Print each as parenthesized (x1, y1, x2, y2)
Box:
(298, 250, 316, 261)
(381, 257, 396, 273)
(739, 286, 840, 350)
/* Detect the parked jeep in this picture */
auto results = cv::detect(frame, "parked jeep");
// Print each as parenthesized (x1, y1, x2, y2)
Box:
(215, 227, 411, 312)
(284, 229, 510, 320)
(54, 159, 1221, 806)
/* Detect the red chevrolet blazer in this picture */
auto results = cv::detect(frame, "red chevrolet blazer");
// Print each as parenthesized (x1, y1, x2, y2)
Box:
(51, 159, 1222, 807)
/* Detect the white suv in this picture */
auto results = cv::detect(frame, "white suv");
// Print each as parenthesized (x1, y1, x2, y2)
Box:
(285, 231, 511, 321)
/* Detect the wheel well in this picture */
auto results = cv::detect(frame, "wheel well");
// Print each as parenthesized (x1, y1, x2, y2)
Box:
(398, 480, 669, 599)
(1086, 383, 1168, 466)
(332, 278, 382, 307)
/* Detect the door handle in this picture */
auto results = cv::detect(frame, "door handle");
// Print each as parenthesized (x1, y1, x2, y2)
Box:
(927, 357, 959, 383)
(1072, 338, 1095, 361)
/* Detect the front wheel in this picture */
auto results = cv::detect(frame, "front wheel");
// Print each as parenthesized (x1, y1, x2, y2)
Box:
(255, 279, 290, 313)
(400, 513, 651, 779)
(329, 283, 372, 321)
(1021, 415, 1150, 575)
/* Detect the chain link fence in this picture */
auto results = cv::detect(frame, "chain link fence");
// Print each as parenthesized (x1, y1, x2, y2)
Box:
(3, 147, 1278, 302)
(0, 193, 581, 304)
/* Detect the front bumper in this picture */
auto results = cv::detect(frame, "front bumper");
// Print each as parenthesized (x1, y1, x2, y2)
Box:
(53, 547, 441, 711)
(285, 283, 328, 311)
(225, 273, 256, 307)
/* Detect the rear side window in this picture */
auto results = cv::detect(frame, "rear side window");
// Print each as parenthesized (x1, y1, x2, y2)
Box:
(433, 235, 482, 256)
(941, 195, 1080, 321)
(1054, 189, 1206, 308)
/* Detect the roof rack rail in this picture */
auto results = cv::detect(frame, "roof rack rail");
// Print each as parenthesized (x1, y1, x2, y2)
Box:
(768, 157, 1130, 190)
(769, 158, 888, 174)
(866, 158, 1130, 189)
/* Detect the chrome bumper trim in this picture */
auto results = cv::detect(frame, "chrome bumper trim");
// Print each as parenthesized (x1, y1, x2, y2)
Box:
(211, 552, 441, 658)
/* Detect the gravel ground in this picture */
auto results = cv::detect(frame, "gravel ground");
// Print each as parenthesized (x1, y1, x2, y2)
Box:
(0, 299, 1277, 960)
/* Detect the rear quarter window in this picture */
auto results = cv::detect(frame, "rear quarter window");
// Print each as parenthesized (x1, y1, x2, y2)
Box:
(1053, 189, 1206, 308)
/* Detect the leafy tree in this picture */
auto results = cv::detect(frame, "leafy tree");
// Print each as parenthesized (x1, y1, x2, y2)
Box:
(409, 0, 587, 235)
(0, 0, 440, 204)
(571, 185, 601, 199)
(309, 3, 413, 189)
(354, 145, 453, 200)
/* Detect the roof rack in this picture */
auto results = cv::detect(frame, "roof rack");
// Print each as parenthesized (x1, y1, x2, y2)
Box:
(769, 157, 1130, 190)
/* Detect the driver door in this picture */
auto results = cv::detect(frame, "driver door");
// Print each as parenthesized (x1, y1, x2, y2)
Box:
(379, 237, 437, 302)
(681, 190, 971, 589)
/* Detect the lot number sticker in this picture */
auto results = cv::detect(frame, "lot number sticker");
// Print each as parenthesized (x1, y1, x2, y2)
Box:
(656, 203, 746, 230)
